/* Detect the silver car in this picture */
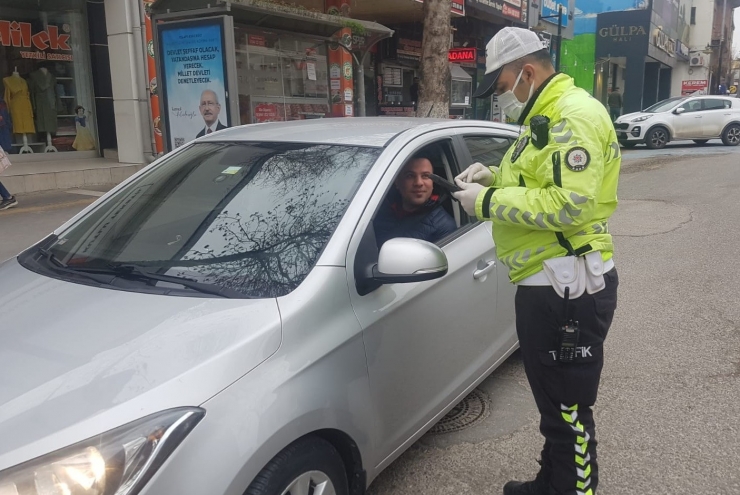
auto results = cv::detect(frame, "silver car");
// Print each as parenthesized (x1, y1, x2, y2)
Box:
(0, 119, 519, 495)
(615, 95, 740, 149)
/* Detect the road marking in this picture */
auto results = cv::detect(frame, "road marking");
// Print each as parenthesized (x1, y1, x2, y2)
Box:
(65, 189, 106, 197)
(0, 198, 94, 216)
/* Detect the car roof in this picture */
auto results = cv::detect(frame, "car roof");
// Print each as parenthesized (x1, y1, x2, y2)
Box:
(197, 117, 519, 147)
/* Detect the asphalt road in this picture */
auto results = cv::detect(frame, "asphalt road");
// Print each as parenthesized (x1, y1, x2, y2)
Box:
(1, 142, 739, 494)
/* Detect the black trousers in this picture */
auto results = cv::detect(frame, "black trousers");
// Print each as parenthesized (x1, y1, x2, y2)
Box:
(515, 269, 618, 495)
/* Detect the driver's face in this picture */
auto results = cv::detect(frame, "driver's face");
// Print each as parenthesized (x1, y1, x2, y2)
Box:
(199, 92, 221, 126)
(395, 158, 434, 210)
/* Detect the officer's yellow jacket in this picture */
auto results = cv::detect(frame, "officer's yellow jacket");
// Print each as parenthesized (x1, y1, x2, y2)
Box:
(474, 73, 620, 283)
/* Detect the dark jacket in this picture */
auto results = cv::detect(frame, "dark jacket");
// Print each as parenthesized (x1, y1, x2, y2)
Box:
(196, 121, 227, 138)
(607, 91, 622, 108)
(374, 192, 457, 248)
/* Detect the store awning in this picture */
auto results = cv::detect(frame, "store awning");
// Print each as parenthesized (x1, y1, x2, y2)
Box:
(150, 0, 394, 47)
(450, 63, 472, 81)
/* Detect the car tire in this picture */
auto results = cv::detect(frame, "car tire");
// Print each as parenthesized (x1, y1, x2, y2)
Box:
(693, 139, 709, 145)
(620, 142, 637, 149)
(646, 127, 669, 149)
(245, 436, 349, 495)
(721, 124, 740, 146)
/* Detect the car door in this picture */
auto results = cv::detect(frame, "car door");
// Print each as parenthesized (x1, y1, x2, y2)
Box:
(673, 98, 703, 138)
(700, 98, 732, 137)
(347, 129, 515, 468)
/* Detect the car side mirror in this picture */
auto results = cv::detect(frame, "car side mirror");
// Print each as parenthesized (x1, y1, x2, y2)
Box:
(674, 107, 686, 115)
(372, 238, 448, 284)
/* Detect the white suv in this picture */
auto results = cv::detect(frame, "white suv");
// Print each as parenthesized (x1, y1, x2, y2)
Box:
(615, 95, 740, 149)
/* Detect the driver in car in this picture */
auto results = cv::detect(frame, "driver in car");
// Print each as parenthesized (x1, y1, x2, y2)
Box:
(374, 156, 457, 247)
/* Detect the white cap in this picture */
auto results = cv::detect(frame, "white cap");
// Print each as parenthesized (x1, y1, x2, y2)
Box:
(473, 27, 547, 98)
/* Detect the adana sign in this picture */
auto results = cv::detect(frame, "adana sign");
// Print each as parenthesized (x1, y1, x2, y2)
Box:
(448, 48, 477, 63)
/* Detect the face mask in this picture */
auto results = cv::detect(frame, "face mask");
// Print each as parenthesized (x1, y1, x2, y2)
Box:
(498, 68, 535, 122)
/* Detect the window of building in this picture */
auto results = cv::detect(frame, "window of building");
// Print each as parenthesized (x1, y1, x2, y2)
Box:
(690, 7, 696, 25)
(0, 0, 97, 154)
(234, 27, 330, 124)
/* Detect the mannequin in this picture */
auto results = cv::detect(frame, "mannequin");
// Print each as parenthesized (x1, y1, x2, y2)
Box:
(29, 65, 58, 152)
(3, 67, 35, 153)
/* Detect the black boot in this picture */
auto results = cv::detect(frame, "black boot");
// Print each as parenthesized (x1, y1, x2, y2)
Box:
(503, 460, 552, 495)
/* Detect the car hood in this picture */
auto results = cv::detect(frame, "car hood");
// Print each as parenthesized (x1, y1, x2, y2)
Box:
(0, 259, 281, 469)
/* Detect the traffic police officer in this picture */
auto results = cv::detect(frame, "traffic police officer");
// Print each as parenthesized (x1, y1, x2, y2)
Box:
(452, 28, 620, 495)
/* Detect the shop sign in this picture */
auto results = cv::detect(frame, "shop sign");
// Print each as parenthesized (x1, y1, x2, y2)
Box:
(681, 79, 708, 96)
(397, 37, 422, 62)
(598, 24, 648, 43)
(652, 28, 674, 56)
(0, 20, 73, 61)
(541, 0, 568, 28)
(248, 34, 267, 47)
(158, 18, 231, 150)
(448, 48, 477, 63)
(469, 0, 523, 22)
(414, 0, 464, 16)
(254, 103, 279, 122)
(674, 40, 689, 60)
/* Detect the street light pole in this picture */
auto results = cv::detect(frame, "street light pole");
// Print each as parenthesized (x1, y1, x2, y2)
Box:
(716, 0, 728, 94)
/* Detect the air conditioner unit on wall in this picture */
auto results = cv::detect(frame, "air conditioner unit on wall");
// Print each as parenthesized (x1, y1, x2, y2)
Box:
(690, 53, 706, 67)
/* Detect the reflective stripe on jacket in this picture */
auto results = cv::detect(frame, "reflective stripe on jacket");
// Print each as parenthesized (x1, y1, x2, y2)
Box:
(474, 73, 620, 283)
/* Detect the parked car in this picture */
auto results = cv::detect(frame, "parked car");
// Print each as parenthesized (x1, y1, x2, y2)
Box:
(0, 119, 520, 495)
(615, 95, 740, 149)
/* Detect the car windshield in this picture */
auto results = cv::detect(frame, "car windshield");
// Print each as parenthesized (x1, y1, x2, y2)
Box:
(643, 97, 686, 113)
(33, 142, 381, 298)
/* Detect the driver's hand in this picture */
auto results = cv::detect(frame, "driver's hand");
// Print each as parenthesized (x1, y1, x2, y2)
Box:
(455, 162, 496, 187)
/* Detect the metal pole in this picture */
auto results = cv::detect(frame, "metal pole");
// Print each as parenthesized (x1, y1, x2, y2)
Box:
(555, 4, 563, 72)
(717, 0, 728, 94)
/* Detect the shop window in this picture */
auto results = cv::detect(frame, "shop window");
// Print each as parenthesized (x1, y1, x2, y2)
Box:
(0, 0, 97, 154)
(234, 26, 330, 124)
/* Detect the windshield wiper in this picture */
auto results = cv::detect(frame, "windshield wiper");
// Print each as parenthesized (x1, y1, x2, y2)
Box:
(75, 263, 248, 299)
(36, 247, 118, 285)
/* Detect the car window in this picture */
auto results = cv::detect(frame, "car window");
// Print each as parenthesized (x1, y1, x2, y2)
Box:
(39, 142, 381, 298)
(645, 97, 685, 113)
(680, 100, 703, 112)
(703, 99, 728, 110)
(372, 140, 464, 249)
(463, 135, 513, 167)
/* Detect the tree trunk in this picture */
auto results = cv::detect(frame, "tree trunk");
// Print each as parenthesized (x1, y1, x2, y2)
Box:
(417, 0, 451, 118)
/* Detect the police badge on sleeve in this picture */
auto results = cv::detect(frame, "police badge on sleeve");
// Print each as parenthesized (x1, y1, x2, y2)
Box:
(565, 147, 590, 172)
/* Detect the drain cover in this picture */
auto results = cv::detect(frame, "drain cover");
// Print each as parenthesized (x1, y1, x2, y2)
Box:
(429, 388, 490, 435)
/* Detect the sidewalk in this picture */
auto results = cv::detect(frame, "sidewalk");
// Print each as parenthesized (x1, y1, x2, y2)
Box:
(0, 156, 146, 195)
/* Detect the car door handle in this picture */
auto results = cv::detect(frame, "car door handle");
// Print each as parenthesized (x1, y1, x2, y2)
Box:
(473, 260, 497, 279)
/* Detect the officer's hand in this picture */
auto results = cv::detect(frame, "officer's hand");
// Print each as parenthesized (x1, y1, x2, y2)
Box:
(455, 162, 496, 187)
(452, 180, 485, 217)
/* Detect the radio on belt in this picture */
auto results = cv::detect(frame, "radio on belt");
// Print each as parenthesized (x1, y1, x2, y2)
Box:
(530, 115, 550, 150)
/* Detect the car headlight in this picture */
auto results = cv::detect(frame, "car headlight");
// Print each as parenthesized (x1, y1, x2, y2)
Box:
(632, 115, 652, 123)
(0, 408, 204, 495)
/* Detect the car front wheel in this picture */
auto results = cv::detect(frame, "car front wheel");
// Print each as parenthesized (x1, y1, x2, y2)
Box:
(721, 124, 740, 146)
(646, 127, 669, 149)
(245, 437, 349, 495)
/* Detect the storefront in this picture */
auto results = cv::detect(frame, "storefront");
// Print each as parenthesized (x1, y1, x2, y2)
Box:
(150, 0, 392, 152)
(0, 0, 98, 156)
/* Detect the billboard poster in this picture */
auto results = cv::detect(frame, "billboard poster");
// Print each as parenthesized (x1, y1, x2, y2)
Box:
(541, 0, 568, 28)
(158, 19, 230, 150)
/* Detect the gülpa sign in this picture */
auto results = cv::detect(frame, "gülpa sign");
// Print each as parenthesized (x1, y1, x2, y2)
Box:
(598, 24, 647, 42)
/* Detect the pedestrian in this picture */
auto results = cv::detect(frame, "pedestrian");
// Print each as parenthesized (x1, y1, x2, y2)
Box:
(0, 145, 18, 210)
(410, 77, 420, 111)
(452, 27, 620, 495)
(607, 87, 622, 122)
